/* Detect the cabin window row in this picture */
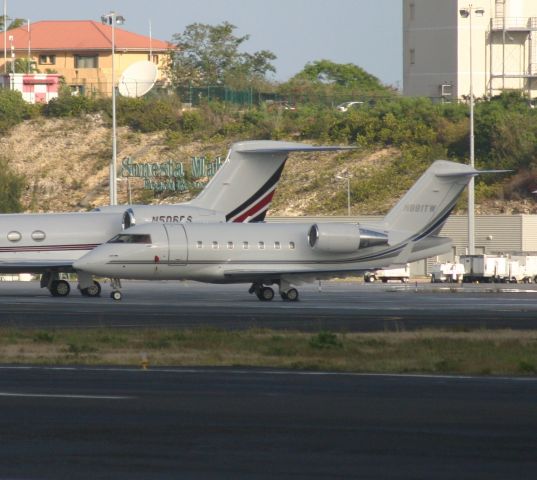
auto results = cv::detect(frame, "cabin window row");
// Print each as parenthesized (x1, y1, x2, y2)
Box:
(7, 230, 46, 243)
(196, 240, 295, 250)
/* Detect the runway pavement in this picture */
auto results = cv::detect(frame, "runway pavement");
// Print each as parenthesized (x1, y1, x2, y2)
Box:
(1, 280, 537, 331)
(1, 365, 536, 479)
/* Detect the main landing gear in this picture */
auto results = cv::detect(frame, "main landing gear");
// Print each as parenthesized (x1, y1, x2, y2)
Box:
(248, 282, 299, 302)
(80, 280, 102, 298)
(41, 271, 102, 298)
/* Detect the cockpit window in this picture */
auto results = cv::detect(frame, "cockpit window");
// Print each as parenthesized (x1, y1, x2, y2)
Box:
(108, 234, 152, 244)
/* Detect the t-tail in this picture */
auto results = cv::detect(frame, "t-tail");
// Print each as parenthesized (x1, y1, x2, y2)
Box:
(382, 160, 479, 245)
(189, 140, 354, 223)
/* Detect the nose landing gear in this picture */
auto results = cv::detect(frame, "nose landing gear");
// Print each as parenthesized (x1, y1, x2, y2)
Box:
(110, 278, 122, 301)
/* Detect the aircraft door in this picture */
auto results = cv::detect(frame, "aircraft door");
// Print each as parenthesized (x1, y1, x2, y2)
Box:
(164, 224, 188, 264)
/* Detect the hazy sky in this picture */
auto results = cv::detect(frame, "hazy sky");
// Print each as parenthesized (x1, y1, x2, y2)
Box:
(7, 0, 403, 87)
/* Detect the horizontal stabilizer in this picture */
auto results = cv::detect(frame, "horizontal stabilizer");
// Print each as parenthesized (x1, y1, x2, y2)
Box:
(235, 142, 356, 154)
(436, 168, 511, 178)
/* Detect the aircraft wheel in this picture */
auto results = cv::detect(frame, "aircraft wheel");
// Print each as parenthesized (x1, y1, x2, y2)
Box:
(257, 286, 274, 301)
(50, 280, 70, 297)
(285, 288, 299, 302)
(81, 281, 101, 297)
(111, 290, 122, 301)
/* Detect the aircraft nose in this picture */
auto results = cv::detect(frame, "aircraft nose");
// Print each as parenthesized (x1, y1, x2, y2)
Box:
(73, 252, 99, 272)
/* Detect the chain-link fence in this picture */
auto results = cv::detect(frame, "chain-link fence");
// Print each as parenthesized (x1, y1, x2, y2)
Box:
(60, 82, 453, 107)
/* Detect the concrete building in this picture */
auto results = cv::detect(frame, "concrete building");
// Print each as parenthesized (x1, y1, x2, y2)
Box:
(403, 0, 537, 101)
(0, 21, 170, 97)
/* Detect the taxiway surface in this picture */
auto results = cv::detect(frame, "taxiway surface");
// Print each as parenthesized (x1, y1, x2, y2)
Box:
(2, 366, 537, 479)
(1, 280, 537, 331)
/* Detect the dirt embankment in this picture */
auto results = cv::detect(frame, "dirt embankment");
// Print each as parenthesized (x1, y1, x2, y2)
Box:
(1, 115, 530, 215)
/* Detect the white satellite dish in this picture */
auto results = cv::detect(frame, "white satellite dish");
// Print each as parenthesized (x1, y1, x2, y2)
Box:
(118, 60, 158, 98)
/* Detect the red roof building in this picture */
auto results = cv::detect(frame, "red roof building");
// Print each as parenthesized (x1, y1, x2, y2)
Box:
(0, 20, 172, 96)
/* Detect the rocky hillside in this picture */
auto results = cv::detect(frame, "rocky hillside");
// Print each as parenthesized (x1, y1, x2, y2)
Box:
(0, 115, 532, 216)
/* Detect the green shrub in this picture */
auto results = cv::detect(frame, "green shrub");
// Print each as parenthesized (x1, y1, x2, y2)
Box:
(0, 156, 25, 213)
(116, 97, 181, 132)
(0, 89, 33, 132)
(309, 331, 343, 350)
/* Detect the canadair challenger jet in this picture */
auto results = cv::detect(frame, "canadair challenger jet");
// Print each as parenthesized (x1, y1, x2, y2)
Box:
(0, 141, 349, 297)
(73, 160, 483, 301)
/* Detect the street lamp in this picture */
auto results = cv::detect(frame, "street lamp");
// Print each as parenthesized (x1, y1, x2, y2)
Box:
(336, 174, 351, 216)
(3, 0, 7, 74)
(459, 4, 484, 255)
(101, 12, 125, 206)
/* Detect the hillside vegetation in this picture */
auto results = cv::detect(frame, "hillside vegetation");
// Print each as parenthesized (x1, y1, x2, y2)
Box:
(0, 88, 536, 215)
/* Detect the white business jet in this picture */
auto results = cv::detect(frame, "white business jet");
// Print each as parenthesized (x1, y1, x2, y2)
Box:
(73, 160, 480, 301)
(0, 140, 349, 297)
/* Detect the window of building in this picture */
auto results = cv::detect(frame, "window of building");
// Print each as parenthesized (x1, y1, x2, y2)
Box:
(39, 55, 56, 65)
(289, 241, 295, 250)
(258, 241, 265, 250)
(196, 241, 203, 249)
(70, 85, 85, 96)
(409, 2, 415, 21)
(274, 241, 281, 250)
(212, 241, 219, 250)
(243, 241, 249, 250)
(75, 55, 98, 68)
(410, 48, 416, 65)
(227, 241, 234, 249)
(148, 54, 159, 64)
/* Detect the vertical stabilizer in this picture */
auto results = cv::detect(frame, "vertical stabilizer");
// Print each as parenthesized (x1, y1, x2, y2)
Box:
(382, 160, 477, 244)
(189, 140, 354, 222)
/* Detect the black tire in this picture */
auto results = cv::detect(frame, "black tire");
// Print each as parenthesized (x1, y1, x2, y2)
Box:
(258, 287, 274, 301)
(81, 281, 101, 297)
(50, 280, 70, 297)
(285, 288, 299, 302)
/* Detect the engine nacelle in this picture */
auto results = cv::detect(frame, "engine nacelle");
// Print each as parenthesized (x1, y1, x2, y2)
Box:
(308, 223, 389, 253)
(93, 205, 227, 230)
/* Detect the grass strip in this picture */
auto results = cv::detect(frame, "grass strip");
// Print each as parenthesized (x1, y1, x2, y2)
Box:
(1, 327, 537, 376)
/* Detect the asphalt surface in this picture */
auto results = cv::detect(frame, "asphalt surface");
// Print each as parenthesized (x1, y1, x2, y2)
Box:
(1, 280, 537, 331)
(1, 365, 537, 479)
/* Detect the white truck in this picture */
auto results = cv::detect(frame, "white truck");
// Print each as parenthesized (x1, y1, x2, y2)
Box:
(506, 254, 537, 283)
(364, 265, 410, 283)
(460, 254, 509, 283)
(430, 262, 464, 283)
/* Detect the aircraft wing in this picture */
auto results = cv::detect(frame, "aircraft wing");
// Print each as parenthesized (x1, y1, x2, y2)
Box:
(222, 267, 369, 283)
(0, 260, 75, 274)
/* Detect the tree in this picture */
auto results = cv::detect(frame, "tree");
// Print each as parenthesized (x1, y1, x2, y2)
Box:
(168, 22, 276, 88)
(0, 16, 26, 30)
(278, 59, 394, 103)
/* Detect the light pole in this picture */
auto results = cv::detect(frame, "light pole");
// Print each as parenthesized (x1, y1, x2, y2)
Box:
(101, 12, 125, 206)
(459, 4, 484, 255)
(3, 0, 7, 74)
(336, 174, 351, 216)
